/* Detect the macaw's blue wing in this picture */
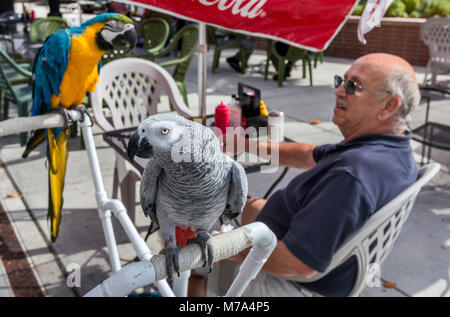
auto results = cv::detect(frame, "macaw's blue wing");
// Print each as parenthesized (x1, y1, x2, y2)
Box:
(32, 29, 71, 117)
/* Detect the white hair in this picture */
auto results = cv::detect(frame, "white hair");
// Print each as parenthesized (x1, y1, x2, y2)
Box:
(383, 67, 421, 130)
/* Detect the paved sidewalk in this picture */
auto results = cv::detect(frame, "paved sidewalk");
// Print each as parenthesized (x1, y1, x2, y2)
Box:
(0, 45, 449, 296)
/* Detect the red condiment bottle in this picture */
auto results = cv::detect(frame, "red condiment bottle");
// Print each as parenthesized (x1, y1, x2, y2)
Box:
(214, 101, 230, 134)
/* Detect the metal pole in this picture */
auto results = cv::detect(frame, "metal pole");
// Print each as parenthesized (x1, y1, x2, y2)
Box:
(198, 22, 207, 124)
(79, 112, 174, 297)
(79, 115, 122, 273)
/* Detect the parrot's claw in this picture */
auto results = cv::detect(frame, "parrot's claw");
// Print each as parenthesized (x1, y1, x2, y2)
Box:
(160, 244, 181, 284)
(188, 232, 214, 273)
(51, 107, 73, 128)
(70, 104, 93, 126)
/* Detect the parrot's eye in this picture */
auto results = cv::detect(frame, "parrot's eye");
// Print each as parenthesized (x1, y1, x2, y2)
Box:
(161, 128, 170, 135)
(105, 20, 124, 31)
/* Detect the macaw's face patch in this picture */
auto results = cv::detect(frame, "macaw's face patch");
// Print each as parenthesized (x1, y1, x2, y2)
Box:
(96, 20, 136, 51)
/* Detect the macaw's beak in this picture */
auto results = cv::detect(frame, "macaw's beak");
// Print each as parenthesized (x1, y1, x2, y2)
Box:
(124, 27, 137, 52)
(112, 23, 137, 52)
(127, 130, 153, 161)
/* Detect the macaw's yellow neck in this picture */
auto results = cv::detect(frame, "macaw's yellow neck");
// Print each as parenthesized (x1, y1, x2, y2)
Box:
(51, 22, 107, 108)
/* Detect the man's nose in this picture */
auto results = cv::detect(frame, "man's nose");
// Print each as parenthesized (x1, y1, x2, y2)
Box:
(334, 82, 346, 97)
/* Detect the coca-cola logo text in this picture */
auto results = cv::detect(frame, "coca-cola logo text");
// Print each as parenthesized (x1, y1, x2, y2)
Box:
(197, 0, 267, 18)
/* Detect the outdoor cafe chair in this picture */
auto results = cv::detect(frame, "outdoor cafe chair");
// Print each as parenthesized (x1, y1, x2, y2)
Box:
(264, 39, 313, 87)
(91, 57, 195, 224)
(290, 162, 441, 297)
(134, 17, 170, 60)
(420, 17, 450, 87)
(208, 162, 440, 297)
(150, 24, 198, 107)
(207, 26, 247, 75)
(29, 16, 70, 47)
(0, 48, 32, 146)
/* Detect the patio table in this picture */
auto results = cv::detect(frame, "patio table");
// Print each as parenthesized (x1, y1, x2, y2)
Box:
(102, 114, 293, 185)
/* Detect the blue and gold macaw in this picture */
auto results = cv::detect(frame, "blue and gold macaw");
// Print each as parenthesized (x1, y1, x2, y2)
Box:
(22, 13, 136, 242)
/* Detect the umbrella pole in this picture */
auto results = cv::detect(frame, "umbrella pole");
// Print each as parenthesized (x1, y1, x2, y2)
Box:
(197, 22, 207, 124)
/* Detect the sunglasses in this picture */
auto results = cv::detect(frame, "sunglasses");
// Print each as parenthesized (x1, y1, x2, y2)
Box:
(334, 75, 392, 95)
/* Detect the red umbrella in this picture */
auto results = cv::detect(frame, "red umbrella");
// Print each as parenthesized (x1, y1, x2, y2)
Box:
(115, 0, 360, 116)
(118, 0, 359, 50)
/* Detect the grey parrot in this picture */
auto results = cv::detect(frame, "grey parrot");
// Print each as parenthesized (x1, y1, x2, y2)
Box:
(127, 113, 248, 282)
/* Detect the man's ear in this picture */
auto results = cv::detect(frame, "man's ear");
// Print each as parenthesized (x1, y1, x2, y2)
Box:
(378, 96, 402, 122)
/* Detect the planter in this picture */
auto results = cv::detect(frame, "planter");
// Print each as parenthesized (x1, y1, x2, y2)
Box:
(324, 16, 430, 66)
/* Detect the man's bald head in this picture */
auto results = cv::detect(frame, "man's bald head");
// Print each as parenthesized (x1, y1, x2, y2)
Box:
(355, 53, 417, 83)
(356, 53, 420, 130)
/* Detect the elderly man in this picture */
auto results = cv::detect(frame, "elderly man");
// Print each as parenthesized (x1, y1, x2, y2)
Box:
(206, 53, 420, 297)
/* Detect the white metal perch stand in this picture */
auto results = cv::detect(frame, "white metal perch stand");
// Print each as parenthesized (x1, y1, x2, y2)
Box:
(0, 109, 277, 297)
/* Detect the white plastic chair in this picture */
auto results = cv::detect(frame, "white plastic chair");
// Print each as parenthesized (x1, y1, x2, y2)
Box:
(91, 58, 196, 223)
(420, 18, 450, 86)
(290, 162, 441, 296)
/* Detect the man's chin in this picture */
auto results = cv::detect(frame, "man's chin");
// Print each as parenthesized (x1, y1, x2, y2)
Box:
(332, 116, 344, 130)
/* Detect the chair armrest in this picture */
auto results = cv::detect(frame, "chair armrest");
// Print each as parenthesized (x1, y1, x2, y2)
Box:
(158, 53, 193, 67)
(2, 53, 32, 78)
(153, 36, 180, 58)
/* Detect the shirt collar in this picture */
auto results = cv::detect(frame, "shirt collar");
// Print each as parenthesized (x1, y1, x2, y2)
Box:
(339, 130, 413, 148)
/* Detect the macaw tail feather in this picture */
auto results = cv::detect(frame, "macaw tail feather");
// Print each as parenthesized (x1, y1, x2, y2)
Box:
(47, 128, 69, 242)
(22, 129, 46, 159)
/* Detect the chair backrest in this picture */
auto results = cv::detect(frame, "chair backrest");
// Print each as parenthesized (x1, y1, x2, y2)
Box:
(267, 39, 307, 62)
(207, 26, 218, 46)
(285, 46, 308, 62)
(207, 26, 238, 47)
(29, 17, 70, 43)
(136, 17, 170, 53)
(420, 18, 450, 66)
(168, 25, 198, 82)
(91, 58, 196, 132)
(0, 49, 27, 102)
(293, 162, 441, 297)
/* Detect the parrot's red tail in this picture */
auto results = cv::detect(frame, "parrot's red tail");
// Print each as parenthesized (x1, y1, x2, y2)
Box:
(167, 226, 196, 247)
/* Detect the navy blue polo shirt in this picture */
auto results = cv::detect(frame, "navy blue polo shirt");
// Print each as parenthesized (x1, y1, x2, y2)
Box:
(256, 131, 418, 296)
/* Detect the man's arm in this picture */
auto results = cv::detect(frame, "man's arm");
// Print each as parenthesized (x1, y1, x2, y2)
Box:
(229, 197, 316, 279)
(222, 133, 317, 170)
(250, 140, 317, 170)
(230, 241, 316, 278)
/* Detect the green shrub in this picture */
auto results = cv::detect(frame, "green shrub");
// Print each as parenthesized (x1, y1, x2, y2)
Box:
(356, 0, 449, 18)
(353, 4, 365, 16)
(423, 0, 450, 17)
(386, 0, 407, 17)
(409, 10, 421, 17)
(402, 0, 421, 13)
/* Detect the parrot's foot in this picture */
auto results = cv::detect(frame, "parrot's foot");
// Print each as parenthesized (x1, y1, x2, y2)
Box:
(189, 231, 214, 273)
(159, 244, 181, 284)
(69, 105, 93, 126)
(51, 107, 73, 128)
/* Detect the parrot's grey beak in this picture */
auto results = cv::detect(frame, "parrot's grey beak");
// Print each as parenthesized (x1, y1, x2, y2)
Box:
(128, 130, 153, 161)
